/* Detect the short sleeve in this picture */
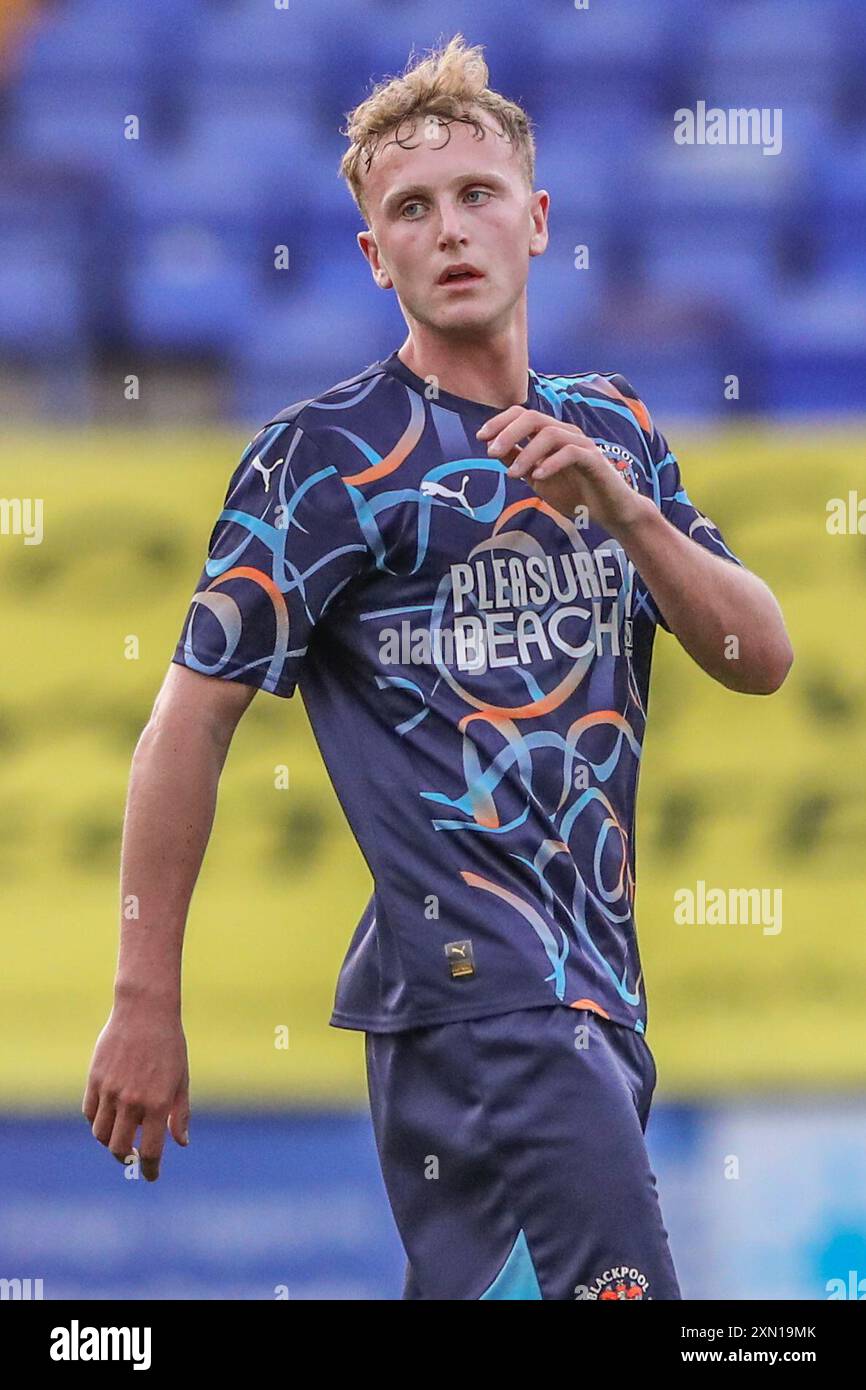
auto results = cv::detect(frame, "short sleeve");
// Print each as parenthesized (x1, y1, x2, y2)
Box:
(172, 417, 370, 696)
(607, 374, 745, 634)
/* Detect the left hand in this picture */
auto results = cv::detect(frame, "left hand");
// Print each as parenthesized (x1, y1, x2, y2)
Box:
(477, 407, 646, 533)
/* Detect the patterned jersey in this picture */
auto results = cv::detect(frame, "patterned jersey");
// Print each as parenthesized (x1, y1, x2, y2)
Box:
(172, 349, 744, 1034)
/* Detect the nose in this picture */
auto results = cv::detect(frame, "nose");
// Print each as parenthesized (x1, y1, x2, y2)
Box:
(436, 199, 468, 251)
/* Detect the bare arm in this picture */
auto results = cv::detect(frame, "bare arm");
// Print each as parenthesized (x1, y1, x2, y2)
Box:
(612, 497, 794, 694)
(477, 409, 794, 696)
(82, 663, 256, 1181)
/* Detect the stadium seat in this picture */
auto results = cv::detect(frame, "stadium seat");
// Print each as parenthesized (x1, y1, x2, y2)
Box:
(1, 0, 864, 420)
(534, 0, 669, 72)
(0, 232, 85, 354)
(124, 226, 259, 355)
(227, 275, 402, 423)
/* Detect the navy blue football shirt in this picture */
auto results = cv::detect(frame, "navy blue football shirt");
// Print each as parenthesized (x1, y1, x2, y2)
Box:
(173, 350, 744, 1034)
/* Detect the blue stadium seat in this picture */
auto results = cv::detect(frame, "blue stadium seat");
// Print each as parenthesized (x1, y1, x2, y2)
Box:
(819, 217, 866, 282)
(766, 273, 866, 353)
(763, 343, 866, 414)
(114, 145, 299, 243)
(807, 130, 866, 288)
(228, 275, 402, 423)
(703, 0, 844, 67)
(534, 0, 669, 71)
(356, 3, 551, 112)
(581, 341, 755, 420)
(191, 0, 353, 82)
(9, 92, 157, 172)
(187, 0, 378, 103)
(0, 162, 93, 241)
(179, 100, 313, 177)
(696, 3, 845, 107)
(529, 220, 612, 345)
(640, 219, 777, 327)
(0, 0, 862, 417)
(0, 158, 119, 361)
(12, 0, 157, 82)
(534, 108, 637, 220)
(124, 226, 259, 354)
(629, 120, 794, 232)
(0, 231, 85, 355)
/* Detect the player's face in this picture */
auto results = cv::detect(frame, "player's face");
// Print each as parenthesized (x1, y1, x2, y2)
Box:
(357, 114, 548, 337)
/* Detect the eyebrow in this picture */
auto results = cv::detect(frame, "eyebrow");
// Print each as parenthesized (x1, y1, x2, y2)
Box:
(382, 171, 508, 214)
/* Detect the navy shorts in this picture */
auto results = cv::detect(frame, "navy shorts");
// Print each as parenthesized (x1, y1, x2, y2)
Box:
(364, 1003, 681, 1300)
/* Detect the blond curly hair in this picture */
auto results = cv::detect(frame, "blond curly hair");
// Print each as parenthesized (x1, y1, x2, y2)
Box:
(339, 34, 536, 220)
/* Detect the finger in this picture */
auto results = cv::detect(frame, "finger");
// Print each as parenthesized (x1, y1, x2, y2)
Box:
(168, 1088, 190, 1148)
(529, 445, 591, 485)
(532, 445, 608, 481)
(475, 405, 530, 440)
(504, 431, 570, 479)
(498, 442, 522, 468)
(485, 413, 557, 458)
(494, 416, 592, 456)
(138, 1113, 168, 1183)
(108, 1106, 143, 1166)
(509, 435, 598, 481)
(82, 1078, 99, 1124)
(496, 421, 586, 464)
(91, 1094, 118, 1147)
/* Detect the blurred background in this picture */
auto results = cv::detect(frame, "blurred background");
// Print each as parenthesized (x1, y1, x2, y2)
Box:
(0, 0, 864, 1300)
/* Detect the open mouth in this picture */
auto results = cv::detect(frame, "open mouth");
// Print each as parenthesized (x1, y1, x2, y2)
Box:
(439, 266, 484, 285)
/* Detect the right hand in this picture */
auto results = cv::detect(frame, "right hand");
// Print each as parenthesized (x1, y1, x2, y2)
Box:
(82, 1003, 190, 1182)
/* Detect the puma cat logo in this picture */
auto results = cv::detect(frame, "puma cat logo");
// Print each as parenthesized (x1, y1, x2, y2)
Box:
(420, 474, 475, 516)
(251, 454, 284, 492)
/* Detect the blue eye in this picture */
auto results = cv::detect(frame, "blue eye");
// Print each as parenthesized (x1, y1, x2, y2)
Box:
(465, 189, 491, 204)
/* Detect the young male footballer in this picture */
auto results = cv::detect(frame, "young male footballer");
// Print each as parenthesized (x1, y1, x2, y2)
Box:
(84, 35, 793, 1300)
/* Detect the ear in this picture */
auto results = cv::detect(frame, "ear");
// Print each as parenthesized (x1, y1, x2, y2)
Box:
(528, 189, 550, 259)
(357, 229, 393, 289)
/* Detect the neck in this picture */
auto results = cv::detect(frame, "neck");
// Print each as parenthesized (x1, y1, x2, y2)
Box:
(397, 302, 530, 408)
